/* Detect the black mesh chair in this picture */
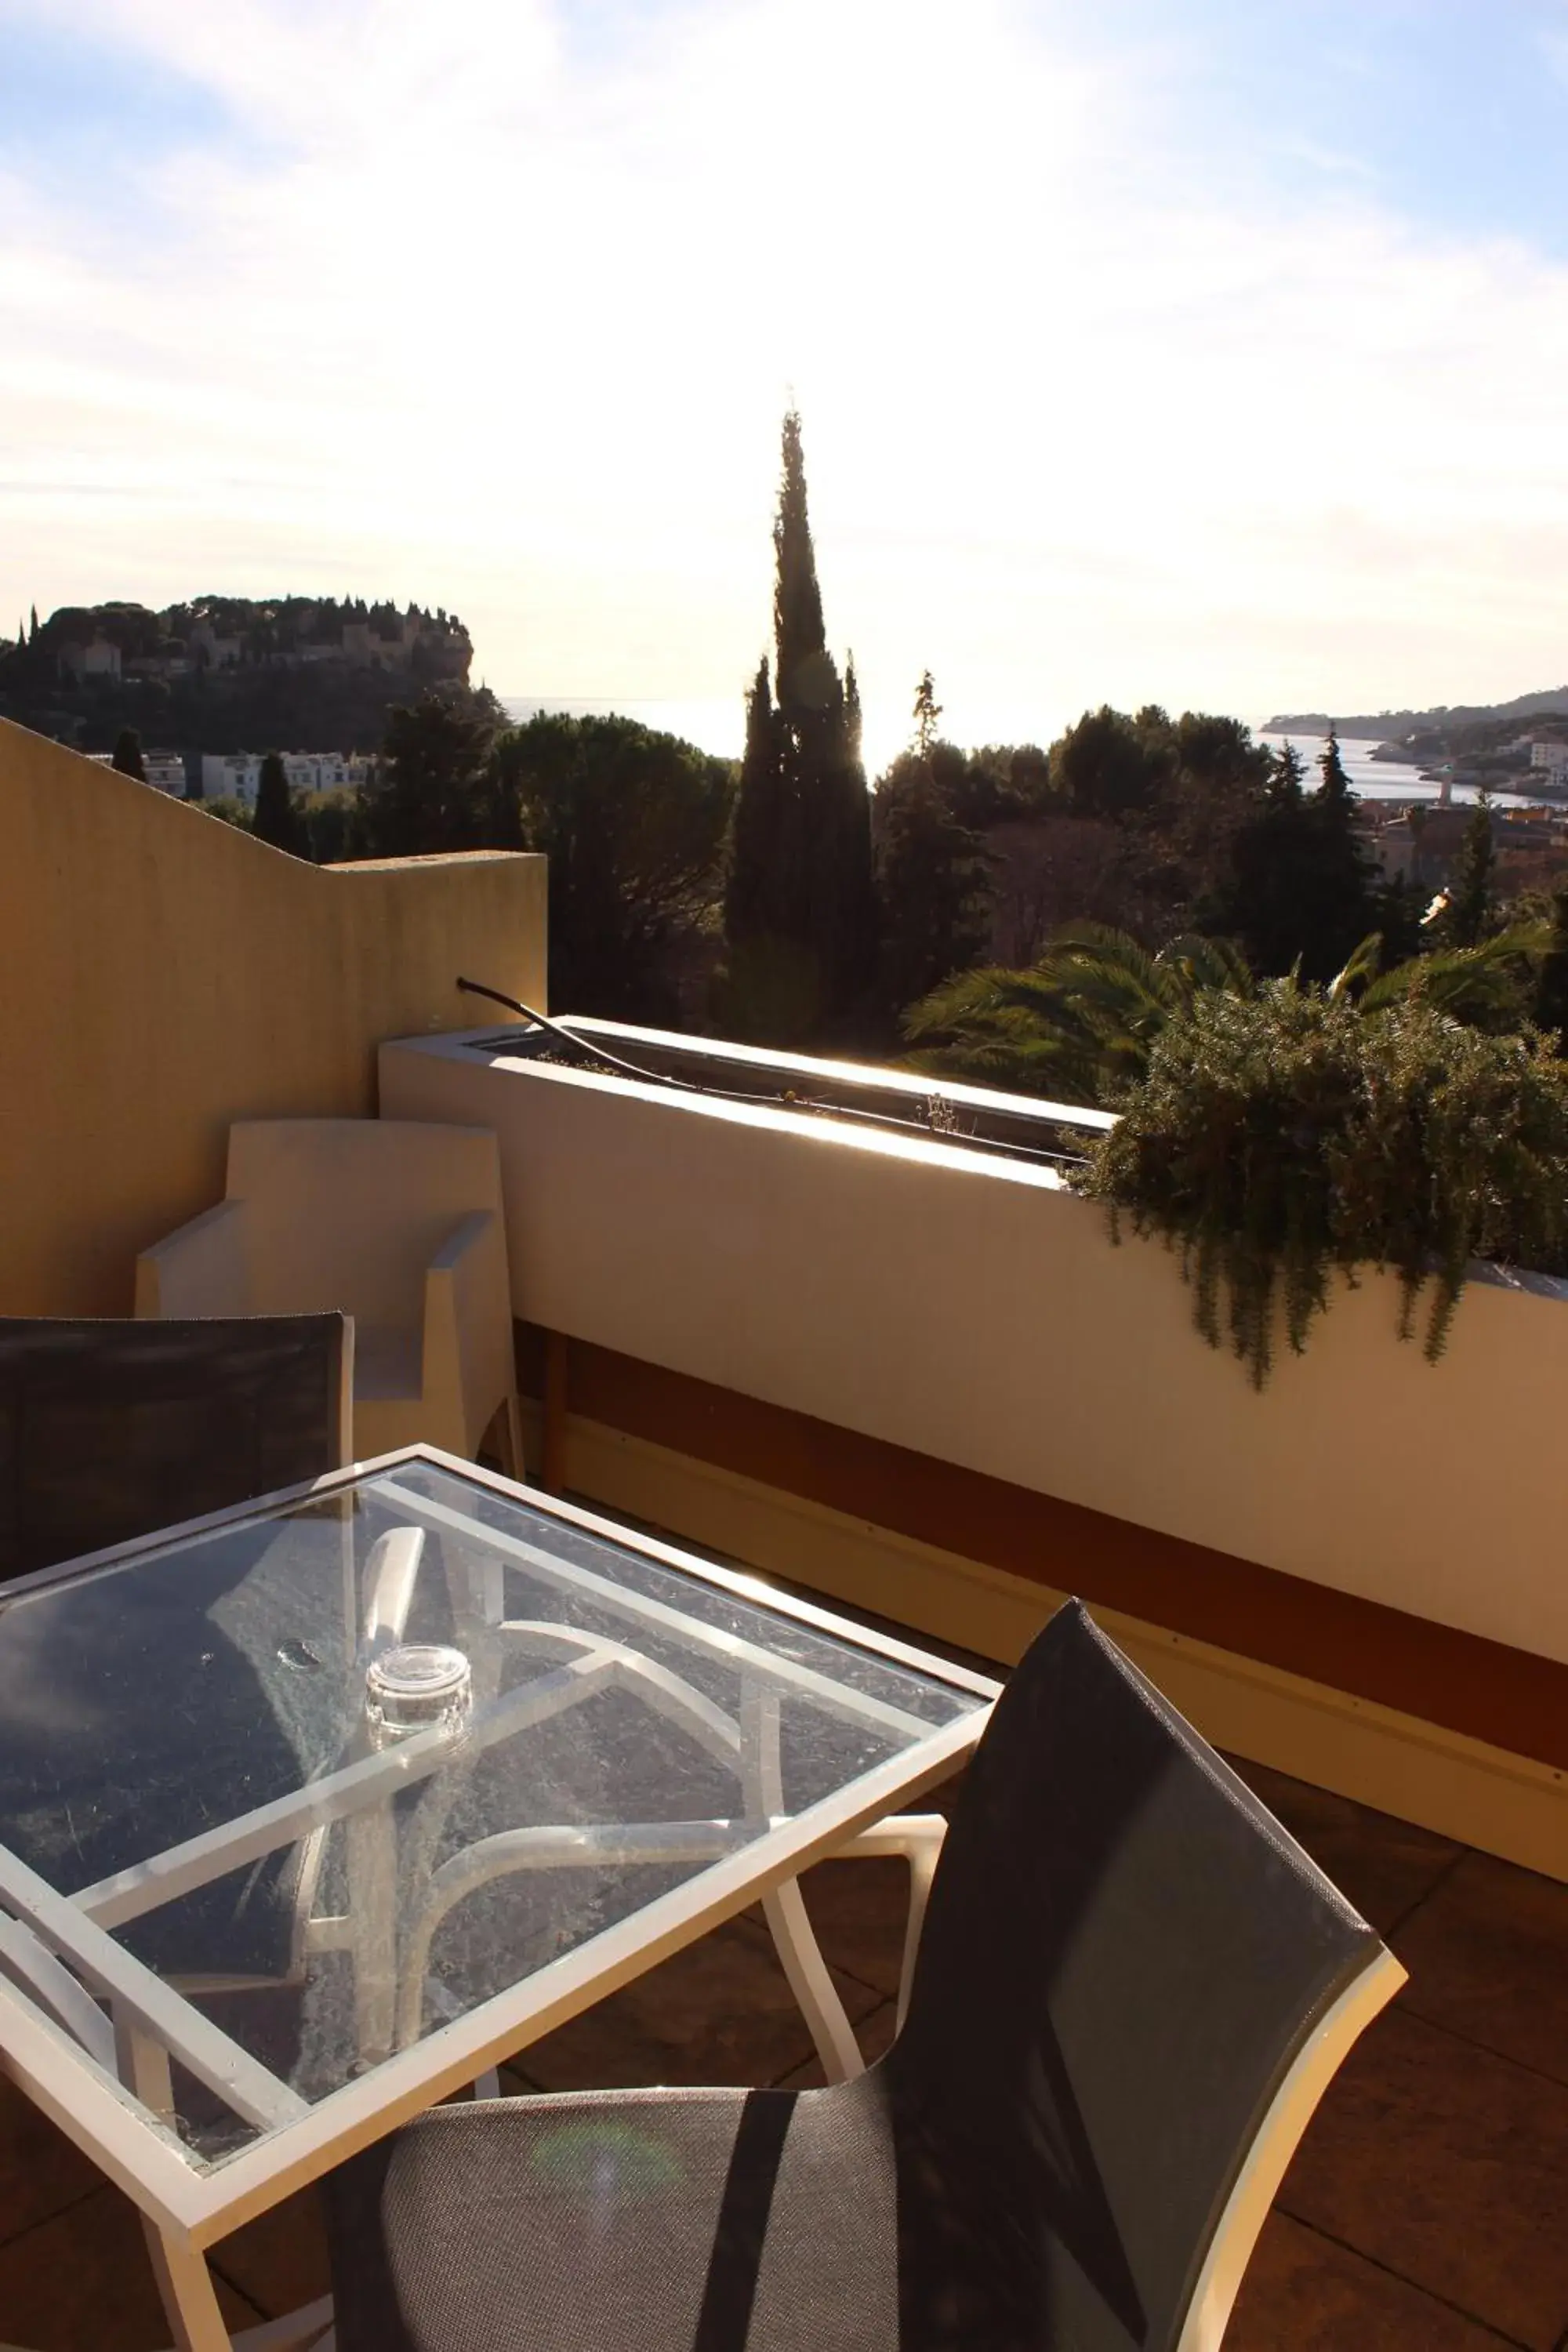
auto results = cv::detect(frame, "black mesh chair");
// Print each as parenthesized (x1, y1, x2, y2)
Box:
(0, 1312, 353, 2002)
(0, 1311, 352, 1584)
(325, 1602, 1405, 2352)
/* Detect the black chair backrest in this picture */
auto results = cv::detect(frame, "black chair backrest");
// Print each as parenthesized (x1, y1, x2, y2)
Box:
(0, 1313, 350, 1584)
(885, 1600, 1379, 2352)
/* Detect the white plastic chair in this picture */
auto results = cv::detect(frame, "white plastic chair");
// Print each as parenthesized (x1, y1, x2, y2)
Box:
(136, 1120, 521, 1469)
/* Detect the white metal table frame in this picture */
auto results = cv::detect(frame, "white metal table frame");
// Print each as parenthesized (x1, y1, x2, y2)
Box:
(0, 1443, 997, 2352)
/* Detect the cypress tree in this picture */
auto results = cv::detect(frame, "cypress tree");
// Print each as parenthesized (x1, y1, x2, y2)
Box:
(111, 728, 147, 782)
(722, 410, 873, 1042)
(725, 658, 784, 954)
(252, 750, 303, 855)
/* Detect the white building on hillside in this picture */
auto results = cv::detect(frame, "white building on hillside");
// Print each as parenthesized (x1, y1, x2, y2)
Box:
(144, 750, 187, 795)
(86, 748, 187, 796)
(199, 751, 365, 805)
(201, 753, 263, 804)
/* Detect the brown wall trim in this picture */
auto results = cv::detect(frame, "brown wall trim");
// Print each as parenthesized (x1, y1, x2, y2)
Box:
(514, 1323, 1568, 1771)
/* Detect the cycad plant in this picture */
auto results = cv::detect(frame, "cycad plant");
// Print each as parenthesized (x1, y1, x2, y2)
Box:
(903, 924, 1254, 1104)
(1330, 922, 1545, 1028)
(906, 922, 1547, 1106)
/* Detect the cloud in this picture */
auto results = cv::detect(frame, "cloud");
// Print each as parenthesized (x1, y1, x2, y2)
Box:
(4, 0, 1568, 755)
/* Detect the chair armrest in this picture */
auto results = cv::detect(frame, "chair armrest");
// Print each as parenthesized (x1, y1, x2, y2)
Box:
(423, 1210, 514, 1457)
(832, 1813, 946, 2031)
(134, 1198, 249, 1317)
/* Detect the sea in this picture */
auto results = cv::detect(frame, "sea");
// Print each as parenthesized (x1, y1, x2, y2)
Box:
(1256, 733, 1541, 813)
(499, 698, 1541, 811)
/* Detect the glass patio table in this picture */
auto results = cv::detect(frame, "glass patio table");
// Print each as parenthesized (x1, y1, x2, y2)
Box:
(0, 1445, 996, 2352)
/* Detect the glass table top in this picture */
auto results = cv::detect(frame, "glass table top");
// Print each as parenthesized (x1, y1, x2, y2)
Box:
(0, 1455, 987, 2163)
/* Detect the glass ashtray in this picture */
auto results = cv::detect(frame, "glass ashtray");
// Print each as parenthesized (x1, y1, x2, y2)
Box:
(365, 1642, 473, 1741)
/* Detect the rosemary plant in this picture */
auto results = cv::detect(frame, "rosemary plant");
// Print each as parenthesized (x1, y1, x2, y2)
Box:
(1081, 982, 1568, 1386)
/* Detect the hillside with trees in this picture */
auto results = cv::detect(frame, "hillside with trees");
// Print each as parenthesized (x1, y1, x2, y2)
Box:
(0, 595, 484, 782)
(1266, 685, 1568, 737)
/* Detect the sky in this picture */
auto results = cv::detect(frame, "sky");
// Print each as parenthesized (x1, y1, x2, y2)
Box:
(6, 0, 1568, 768)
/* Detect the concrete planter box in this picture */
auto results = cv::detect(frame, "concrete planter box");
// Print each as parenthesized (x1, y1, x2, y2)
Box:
(380, 1020, 1568, 1675)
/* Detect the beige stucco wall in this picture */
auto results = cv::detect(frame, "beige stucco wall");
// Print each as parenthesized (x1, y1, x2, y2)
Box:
(380, 1033, 1568, 1667)
(0, 720, 546, 1314)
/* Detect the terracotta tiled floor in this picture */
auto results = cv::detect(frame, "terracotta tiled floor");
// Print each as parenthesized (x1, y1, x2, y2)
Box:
(0, 1763, 1563, 2347)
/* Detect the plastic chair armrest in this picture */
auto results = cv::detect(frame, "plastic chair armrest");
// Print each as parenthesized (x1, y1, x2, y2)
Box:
(134, 1199, 249, 1317)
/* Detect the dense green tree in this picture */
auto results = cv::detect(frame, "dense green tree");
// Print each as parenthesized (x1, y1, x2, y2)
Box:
(1439, 794, 1497, 949)
(299, 793, 361, 864)
(1533, 880, 1568, 1045)
(359, 691, 505, 857)
(1047, 706, 1163, 820)
(721, 411, 873, 1042)
(955, 742, 1053, 826)
(111, 728, 147, 782)
(1039, 705, 1273, 939)
(492, 712, 735, 1019)
(1209, 739, 1307, 973)
(1214, 732, 1381, 980)
(252, 750, 304, 855)
(873, 706, 991, 1020)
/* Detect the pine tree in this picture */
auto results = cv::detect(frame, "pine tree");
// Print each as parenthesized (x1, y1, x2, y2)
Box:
(1271, 739, 1306, 803)
(721, 410, 873, 1042)
(1214, 731, 1378, 980)
(360, 692, 503, 857)
(1441, 794, 1497, 949)
(913, 670, 942, 757)
(111, 728, 147, 782)
(28, 605, 38, 642)
(252, 750, 303, 855)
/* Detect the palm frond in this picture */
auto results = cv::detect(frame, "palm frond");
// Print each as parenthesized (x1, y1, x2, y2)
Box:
(1327, 931, 1385, 1003)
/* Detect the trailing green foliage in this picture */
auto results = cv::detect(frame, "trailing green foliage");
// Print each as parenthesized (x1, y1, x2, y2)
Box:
(1081, 985, 1568, 1386)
